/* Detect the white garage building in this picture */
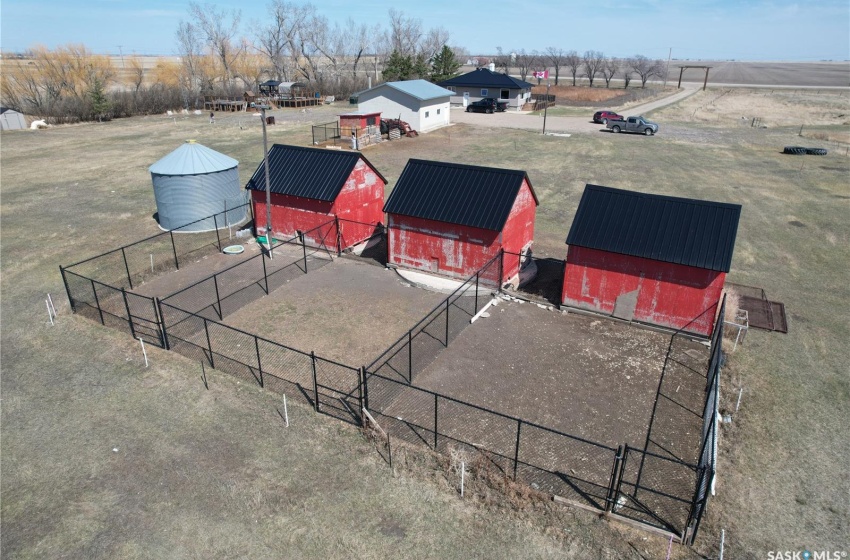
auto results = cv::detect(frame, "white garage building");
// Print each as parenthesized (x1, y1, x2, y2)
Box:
(356, 80, 453, 133)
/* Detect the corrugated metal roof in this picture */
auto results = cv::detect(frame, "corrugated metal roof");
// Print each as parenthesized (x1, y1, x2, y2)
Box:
(149, 141, 238, 176)
(245, 144, 387, 202)
(566, 184, 741, 272)
(438, 68, 535, 90)
(383, 159, 538, 231)
(380, 80, 454, 101)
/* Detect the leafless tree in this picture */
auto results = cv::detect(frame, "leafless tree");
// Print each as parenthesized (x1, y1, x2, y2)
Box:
(565, 50, 581, 85)
(601, 57, 619, 88)
(254, 0, 310, 82)
(175, 20, 205, 101)
(341, 19, 372, 81)
(545, 47, 566, 85)
(630, 55, 663, 88)
(582, 50, 605, 87)
(514, 49, 539, 82)
(622, 58, 635, 88)
(388, 8, 422, 57)
(188, 2, 244, 88)
(421, 27, 451, 61)
(493, 47, 510, 73)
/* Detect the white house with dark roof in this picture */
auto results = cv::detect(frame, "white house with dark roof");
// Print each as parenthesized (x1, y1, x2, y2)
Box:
(356, 80, 453, 133)
(438, 68, 535, 110)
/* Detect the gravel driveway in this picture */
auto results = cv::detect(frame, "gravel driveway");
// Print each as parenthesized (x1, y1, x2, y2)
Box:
(450, 83, 701, 134)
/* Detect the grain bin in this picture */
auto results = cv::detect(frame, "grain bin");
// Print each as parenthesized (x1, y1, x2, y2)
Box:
(149, 140, 247, 232)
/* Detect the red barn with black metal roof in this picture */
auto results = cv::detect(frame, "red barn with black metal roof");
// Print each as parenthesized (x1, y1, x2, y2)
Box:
(383, 159, 538, 283)
(562, 184, 741, 336)
(246, 144, 387, 250)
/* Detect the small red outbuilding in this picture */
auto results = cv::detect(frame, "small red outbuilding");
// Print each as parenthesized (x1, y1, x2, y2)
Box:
(383, 159, 538, 283)
(246, 144, 387, 250)
(562, 184, 741, 336)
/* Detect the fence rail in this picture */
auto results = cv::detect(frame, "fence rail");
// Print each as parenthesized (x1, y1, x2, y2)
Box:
(61, 204, 725, 546)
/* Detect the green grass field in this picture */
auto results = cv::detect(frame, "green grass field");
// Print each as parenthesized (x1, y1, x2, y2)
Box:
(2, 91, 848, 559)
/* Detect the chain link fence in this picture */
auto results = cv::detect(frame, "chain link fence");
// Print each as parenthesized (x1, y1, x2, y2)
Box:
(62, 207, 725, 545)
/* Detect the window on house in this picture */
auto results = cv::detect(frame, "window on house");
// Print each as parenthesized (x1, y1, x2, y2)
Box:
(425, 111, 430, 118)
(437, 108, 441, 115)
(366, 116, 376, 126)
(481, 89, 488, 96)
(500, 89, 510, 99)
(447, 86, 456, 92)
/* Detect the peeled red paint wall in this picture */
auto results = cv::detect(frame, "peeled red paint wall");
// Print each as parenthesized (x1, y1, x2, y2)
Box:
(500, 180, 537, 280)
(388, 180, 537, 282)
(561, 246, 724, 336)
(251, 159, 384, 249)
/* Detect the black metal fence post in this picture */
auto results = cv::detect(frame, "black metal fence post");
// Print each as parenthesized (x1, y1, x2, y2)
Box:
(361, 365, 370, 411)
(444, 298, 450, 347)
(213, 214, 222, 252)
(408, 330, 413, 383)
(59, 265, 75, 313)
(213, 275, 222, 319)
(91, 279, 105, 325)
(357, 366, 365, 426)
(606, 445, 625, 512)
(261, 253, 269, 294)
(433, 393, 439, 450)
(121, 288, 137, 340)
(203, 318, 214, 369)
(513, 419, 522, 480)
(300, 231, 308, 273)
(170, 231, 179, 270)
(311, 351, 319, 412)
(155, 297, 169, 350)
(499, 249, 505, 288)
(255, 335, 263, 387)
(475, 272, 479, 313)
(335, 216, 342, 256)
(121, 247, 133, 289)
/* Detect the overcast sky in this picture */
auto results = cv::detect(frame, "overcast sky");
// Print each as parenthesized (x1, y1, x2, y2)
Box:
(1, 0, 848, 61)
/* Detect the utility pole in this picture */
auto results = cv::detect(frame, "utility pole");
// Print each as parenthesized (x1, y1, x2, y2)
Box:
(259, 105, 273, 259)
(663, 47, 672, 88)
(117, 45, 125, 68)
(542, 80, 550, 135)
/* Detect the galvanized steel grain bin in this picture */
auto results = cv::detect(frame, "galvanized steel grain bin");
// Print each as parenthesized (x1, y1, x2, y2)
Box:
(149, 140, 247, 232)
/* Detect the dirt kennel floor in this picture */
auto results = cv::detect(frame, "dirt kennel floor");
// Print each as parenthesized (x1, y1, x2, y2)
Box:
(221, 256, 449, 367)
(413, 297, 709, 458)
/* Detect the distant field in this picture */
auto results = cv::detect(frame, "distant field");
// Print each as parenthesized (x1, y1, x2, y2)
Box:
(672, 60, 850, 87)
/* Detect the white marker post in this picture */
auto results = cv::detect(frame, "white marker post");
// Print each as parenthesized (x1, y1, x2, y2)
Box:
(283, 394, 290, 427)
(735, 388, 743, 413)
(47, 293, 57, 318)
(139, 337, 148, 367)
(46, 300, 54, 325)
(460, 461, 465, 497)
(150, 254, 154, 273)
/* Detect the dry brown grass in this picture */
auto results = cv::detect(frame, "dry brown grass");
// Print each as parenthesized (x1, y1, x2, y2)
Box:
(653, 88, 850, 130)
(533, 84, 627, 103)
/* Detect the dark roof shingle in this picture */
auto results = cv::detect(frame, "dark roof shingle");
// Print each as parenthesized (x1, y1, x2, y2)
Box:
(438, 68, 535, 90)
(245, 144, 386, 202)
(383, 159, 537, 231)
(566, 184, 741, 272)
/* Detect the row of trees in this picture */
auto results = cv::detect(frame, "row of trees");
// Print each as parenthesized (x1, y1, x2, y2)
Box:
(0, 2, 667, 122)
(494, 48, 665, 88)
(175, 3, 460, 100)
